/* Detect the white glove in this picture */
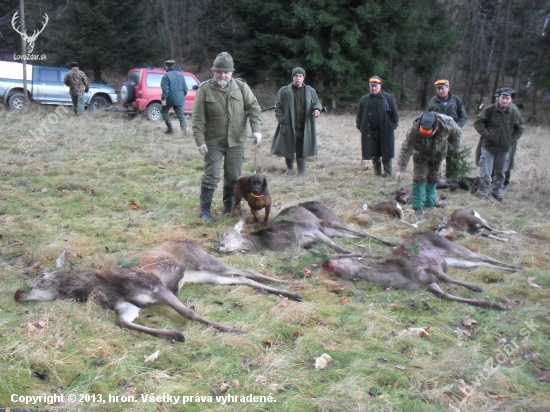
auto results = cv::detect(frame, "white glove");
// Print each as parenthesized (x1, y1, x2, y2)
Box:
(252, 132, 262, 145)
(198, 144, 208, 156)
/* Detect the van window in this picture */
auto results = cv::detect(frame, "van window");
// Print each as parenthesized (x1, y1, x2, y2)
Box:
(128, 71, 141, 85)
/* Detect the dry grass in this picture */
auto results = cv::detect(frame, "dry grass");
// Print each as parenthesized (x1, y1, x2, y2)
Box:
(0, 102, 549, 411)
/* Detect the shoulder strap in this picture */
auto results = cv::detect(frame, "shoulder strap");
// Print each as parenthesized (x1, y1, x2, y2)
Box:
(382, 92, 391, 112)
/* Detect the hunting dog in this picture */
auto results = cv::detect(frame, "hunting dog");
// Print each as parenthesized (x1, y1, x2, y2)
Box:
(231, 174, 271, 225)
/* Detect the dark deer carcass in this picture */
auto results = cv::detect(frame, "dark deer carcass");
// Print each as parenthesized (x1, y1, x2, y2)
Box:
(15, 240, 302, 342)
(437, 208, 517, 242)
(323, 232, 519, 310)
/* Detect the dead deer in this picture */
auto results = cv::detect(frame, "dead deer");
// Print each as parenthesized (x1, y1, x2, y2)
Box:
(436, 208, 517, 242)
(296, 201, 398, 247)
(220, 202, 398, 253)
(220, 208, 356, 254)
(363, 197, 417, 228)
(323, 232, 519, 310)
(15, 240, 302, 342)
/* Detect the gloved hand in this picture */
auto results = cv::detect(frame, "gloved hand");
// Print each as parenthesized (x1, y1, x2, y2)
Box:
(252, 132, 262, 145)
(395, 171, 404, 181)
(198, 144, 208, 157)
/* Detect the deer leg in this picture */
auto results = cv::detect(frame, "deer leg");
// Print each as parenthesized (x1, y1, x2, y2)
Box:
(428, 266, 484, 292)
(478, 231, 511, 242)
(321, 227, 361, 239)
(327, 225, 398, 247)
(152, 285, 245, 333)
(444, 257, 517, 272)
(426, 283, 506, 310)
(440, 243, 519, 270)
(301, 230, 356, 254)
(114, 301, 186, 341)
(183, 270, 302, 301)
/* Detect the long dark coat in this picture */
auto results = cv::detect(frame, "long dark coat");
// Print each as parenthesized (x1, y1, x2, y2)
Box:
(356, 92, 399, 159)
(270, 84, 322, 158)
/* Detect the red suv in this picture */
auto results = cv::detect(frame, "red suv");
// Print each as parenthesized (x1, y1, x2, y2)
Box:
(120, 67, 201, 121)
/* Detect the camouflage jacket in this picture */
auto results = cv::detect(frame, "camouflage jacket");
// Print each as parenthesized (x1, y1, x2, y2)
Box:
(192, 78, 262, 147)
(426, 93, 467, 128)
(63, 68, 89, 97)
(397, 113, 461, 173)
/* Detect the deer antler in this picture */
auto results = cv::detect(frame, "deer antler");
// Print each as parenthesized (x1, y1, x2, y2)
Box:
(28, 13, 49, 42)
(11, 11, 25, 37)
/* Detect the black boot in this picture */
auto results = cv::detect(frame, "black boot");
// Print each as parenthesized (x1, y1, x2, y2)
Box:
(180, 122, 187, 135)
(382, 158, 392, 178)
(297, 158, 306, 175)
(200, 186, 215, 221)
(164, 120, 174, 134)
(284, 158, 294, 175)
(372, 158, 382, 176)
(222, 186, 234, 215)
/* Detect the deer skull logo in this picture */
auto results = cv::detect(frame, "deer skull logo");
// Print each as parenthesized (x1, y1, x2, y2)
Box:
(12, 11, 49, 54)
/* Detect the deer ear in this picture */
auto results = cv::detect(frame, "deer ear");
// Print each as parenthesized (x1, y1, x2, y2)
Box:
(442, 217, 448, 224)
(56, 249, 67, 271)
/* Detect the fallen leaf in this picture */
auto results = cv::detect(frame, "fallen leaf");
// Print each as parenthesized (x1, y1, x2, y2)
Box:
(231, 379, 240, 389)
(255, 375, 267, 385)
(420, 380, 438, 391)
(457, 379, 471, 400)
(292, 331, 303, 339)
(462, 318, 477, 327)
(395, 365, 407, 370)
(398, 326, 430, 338)
(210, 381, 230, 396)
(527, 277, 540, 288)
(130, 200, 140, 210)
(314, 353, 332, 369)
(274, 295, 289, 309)
(263, 339, 276, 347)
(151, 371, 170, 381)
(304, 269, 312, 276)
(326, 282, 346, 293)
(268, 383, 285, 393)
(144, 350, 160, 363)
(158, 164, 165, 169)
(338, 297, 351, 304)
(489, 394, 512, 401)
(454, 328, 472, 341)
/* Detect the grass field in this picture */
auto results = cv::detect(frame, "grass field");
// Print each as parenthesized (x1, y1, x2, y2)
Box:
(0, 102, 549, 412)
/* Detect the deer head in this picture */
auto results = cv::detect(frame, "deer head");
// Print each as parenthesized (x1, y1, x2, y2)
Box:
(12, 11, 49, 54)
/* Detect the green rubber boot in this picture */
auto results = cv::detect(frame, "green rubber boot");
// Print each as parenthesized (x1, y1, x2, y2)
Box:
(424, 182, 438, 209)
(411, 182, 426, 212)
(200, 186, 216, 221)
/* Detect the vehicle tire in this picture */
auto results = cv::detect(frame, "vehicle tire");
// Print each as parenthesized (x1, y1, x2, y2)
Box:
(88, 95, 110, 111)
(120, 82, 135, 105)
(8, 92, 25, 110)
(146, 103, 162, 121)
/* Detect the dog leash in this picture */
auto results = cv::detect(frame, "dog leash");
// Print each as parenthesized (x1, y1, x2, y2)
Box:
(253, 143, 258, 175)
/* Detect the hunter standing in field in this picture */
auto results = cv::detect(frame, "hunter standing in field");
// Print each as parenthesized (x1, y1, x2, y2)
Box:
(356, 76, 399, 178)
(192, 52, 262, 221)
(63, 62, 89, 116)
(426, 79, 467, 190)
(160, 59, 188, 135)
(396, 112, 461, 220)
(270, 67, 323, 175)
(473, 87, 524, 202)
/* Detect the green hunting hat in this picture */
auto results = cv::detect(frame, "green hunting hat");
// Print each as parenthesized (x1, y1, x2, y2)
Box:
(292, 67, 305, 78)
(212, 52, 234, 71)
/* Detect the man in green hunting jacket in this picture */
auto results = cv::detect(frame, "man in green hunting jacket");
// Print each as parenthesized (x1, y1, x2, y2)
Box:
(473, 87, 524, 202)
(63, 62, 89, 116)
(192, 52, 262, 221)
(396, 112, 461, 220)
(161, 59, 188, 134)
(426, 79, 467, 189)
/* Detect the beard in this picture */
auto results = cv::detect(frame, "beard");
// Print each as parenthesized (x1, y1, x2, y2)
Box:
(215, 78, 231, 87)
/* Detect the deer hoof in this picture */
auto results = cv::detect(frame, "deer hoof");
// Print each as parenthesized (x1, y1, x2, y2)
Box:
(292, 293, 303, 302)
(470, 285, 484, 292)
(172, 331, 186, 342)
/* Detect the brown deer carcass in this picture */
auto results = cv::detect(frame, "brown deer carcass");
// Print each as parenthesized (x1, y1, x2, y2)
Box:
(220, 202, 398, 253)
(323, 232, 519, 310)
(363, 197, 418, 228)
(436, 208, 517, 242)
(15, 240, 302, 342)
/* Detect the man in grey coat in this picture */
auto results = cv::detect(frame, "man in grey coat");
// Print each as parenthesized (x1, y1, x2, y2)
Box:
(356, 76, 399, 177)
(271, 67, 322, 175)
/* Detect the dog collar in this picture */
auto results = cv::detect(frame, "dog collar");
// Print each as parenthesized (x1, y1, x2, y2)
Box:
(250, 193, 263, 198)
